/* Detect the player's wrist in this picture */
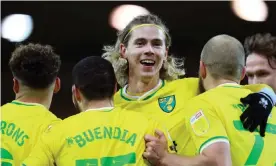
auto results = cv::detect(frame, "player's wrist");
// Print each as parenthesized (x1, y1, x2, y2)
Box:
(259, 87, 276, 106)
(159, 151, 171, 166)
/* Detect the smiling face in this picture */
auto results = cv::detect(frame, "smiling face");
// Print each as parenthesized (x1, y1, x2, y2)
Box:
(246, 52, 276, 92)
(120, 25, 168, 81)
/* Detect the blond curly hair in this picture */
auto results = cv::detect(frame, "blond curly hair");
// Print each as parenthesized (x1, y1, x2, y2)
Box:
(102, 14, 185, 87)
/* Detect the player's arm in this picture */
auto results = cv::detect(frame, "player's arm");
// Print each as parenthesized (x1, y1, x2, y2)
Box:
(152, 142, 231, 166)
(144, 132, 231, 166)
(144, 99, 232, 166)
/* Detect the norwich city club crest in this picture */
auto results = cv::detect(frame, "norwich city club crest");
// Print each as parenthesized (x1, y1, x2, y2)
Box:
(158, 95, 176, 113)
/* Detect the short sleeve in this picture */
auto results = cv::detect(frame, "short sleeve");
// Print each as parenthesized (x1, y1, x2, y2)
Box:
(184, 99, 229, 154)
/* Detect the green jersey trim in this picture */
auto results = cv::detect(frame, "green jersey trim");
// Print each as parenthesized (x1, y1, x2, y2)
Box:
(198, 136, 229, 154)
(11, 100, 41, 107)
(120, 80, 165, 101)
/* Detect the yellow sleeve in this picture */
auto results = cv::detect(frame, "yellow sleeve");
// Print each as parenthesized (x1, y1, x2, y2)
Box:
(22, 124, 61, 166)
(242, 84, 273, 92)
(184, 99, 229, 154)
(242, 84, 276, 105)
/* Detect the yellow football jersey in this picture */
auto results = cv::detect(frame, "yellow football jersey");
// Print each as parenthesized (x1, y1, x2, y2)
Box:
(114, 78, 199, 149)
(178, 83, 276, 166)
(0, 100, 60, 166)
(115, 77, 275, 153)
(22, 107, 175, 166)
(242, 83, 275, 93)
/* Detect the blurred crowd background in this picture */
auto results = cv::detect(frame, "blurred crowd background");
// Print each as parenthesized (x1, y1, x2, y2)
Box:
(2, 1, 276, 119)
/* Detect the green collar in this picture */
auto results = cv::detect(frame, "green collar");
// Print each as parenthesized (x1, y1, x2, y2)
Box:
(120, 79, 165, 101)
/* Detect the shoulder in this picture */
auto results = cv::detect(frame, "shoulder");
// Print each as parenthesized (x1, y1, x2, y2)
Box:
(59, 112, 84, 125)
(1, 102, 10, 108)
(242, 84, 272, 92)
(185, 90, 219, 116)
(177, 77, 198, 85)
(167, 77, 199, 94)
(114, 89, 121, 99)
(114, 88, 128, 104)
(0, 103, 12, 114)
(34, 106, 61, 126)
(168, 77, 198, 86)
(44, 110, 60, 121)
(187, 94, 212, 110)
(187, 87, 248, 114)
(44, 114, 80, 134)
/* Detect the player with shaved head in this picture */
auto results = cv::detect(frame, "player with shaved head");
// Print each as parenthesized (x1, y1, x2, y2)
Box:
(143, 35, 276, 166)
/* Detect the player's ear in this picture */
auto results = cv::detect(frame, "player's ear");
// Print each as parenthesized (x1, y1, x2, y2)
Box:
(53, 77, 61, 94)
(72, 85, 81, 102)
(165, 47, 169, 59)
(240, 66, 246, 81)
(199, 61, 207, 79)
(114, 82, 118, 95)
(13, 78, 19, 94)
(120, 43, 127, 59)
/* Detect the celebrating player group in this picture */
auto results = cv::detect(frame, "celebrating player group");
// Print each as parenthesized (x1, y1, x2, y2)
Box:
(1, 14, 276, 166)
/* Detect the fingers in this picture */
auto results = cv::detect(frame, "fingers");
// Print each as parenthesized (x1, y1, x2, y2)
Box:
(260, 119, 268, 137)
(145, 137, 159, 155)
(240, 93, 261, 104)
(248, 120, 259, 132)
(143, 145, 160, 163)
(145, 136, 166, 151)
(240, 109, 256, 131)
(155, 129, 165, 138)
(142, 151, 150, 159)
(143, 151, 159, 161)
(146, 139, 162, 155)
(155, 129, 168, 143)
(145, 136, 165, 156)
(145, 134, 159, 142)
(145, 131, 168, 159)
(242, 118, 252, 131)
(240, 95, 251, 104)
(240, 109, 249, 122)
(145, 146, 153, 153)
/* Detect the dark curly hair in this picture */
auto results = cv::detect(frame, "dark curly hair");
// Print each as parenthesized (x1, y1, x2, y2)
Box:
(9, 43, 61, 89)
(244, 33, 276, 69)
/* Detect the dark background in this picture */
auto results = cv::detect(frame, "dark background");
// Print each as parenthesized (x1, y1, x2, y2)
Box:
(2, 1, 276, 119)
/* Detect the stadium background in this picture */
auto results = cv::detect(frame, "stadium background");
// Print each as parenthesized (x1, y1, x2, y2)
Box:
(2, 1, 276, 119)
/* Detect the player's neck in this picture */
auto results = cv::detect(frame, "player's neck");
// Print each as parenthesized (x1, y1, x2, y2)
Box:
(127, 75, 160, 94)
(82, 99, 114, 112)
(15, 90, 53, 109)
(204, 77, 239, 90)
